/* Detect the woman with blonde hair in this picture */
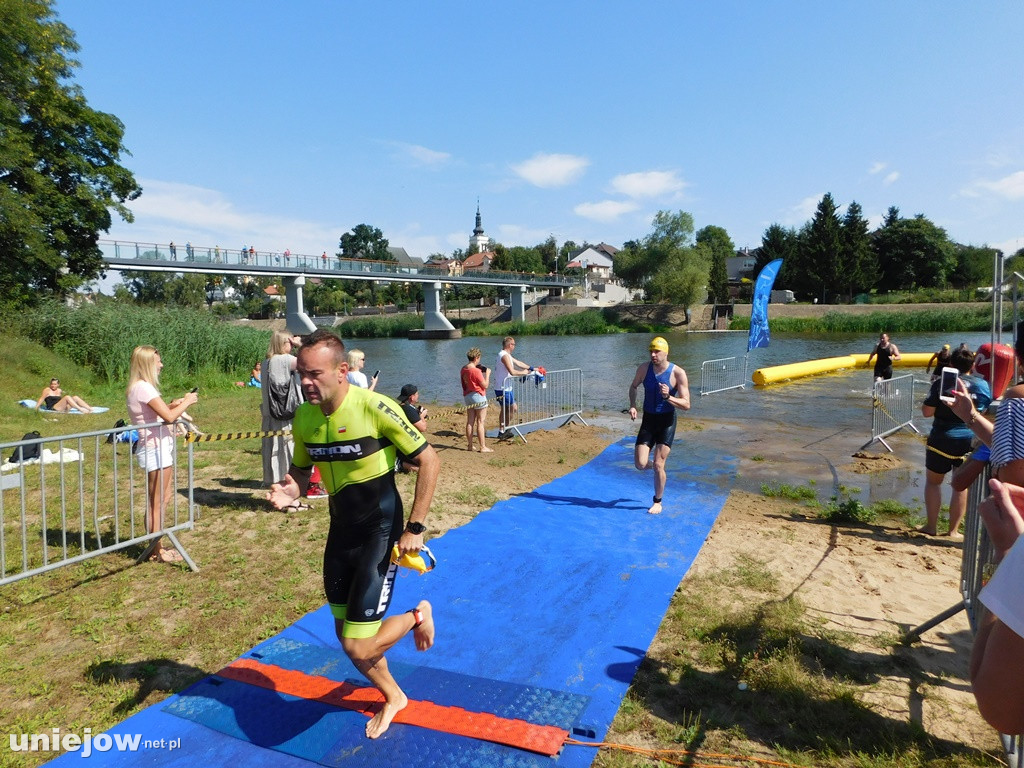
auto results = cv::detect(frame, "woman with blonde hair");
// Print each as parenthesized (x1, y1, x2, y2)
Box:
(126, 346, 198, 563)
(262, 330, 299, 485)
(346, 348, 378, 390)
(461, 347, 492, 452)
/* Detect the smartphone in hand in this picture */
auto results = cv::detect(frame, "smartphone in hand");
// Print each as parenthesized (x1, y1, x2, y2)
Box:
(938, 367, 959, 403)
(373, 371, 380, 379)
(190, 387, 199, 393)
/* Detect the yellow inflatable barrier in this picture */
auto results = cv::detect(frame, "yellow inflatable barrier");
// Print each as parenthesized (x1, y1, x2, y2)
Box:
(753, 352, 934, 387)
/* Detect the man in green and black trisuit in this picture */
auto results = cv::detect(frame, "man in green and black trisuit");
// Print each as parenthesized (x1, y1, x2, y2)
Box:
(267, 329, 440, 739)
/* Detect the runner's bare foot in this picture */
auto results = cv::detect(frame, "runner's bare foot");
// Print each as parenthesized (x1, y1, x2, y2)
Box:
(413, 600, 435, 651)
(647, 501, 662, 515)
(917, 526, 937, 536)
(365, 691, 408, 739)
(480, 446, 494, 453)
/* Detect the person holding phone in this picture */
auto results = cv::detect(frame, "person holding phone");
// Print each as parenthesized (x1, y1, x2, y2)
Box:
(126, 346, 199, 563)
(346, 349, 378, 391)
(920, 346, 991, 537)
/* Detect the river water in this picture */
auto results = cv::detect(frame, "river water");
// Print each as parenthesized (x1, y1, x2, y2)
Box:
(346, 329, 1002, 511)
(345, 329, 1000, 430)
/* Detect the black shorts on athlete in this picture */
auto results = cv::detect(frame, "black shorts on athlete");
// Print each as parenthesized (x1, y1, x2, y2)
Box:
(323, 479, 405, 638)
(635, 410, 677, 449)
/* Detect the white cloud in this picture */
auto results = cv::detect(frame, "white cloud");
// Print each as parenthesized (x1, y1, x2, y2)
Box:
(961, 170, 1024, 201)
(868, 162, 887, 175)
(610, 170, 686, 199)
(495, 223, 554, 246)
(786, 195, 822, 225)
(993, 235, 1024, 255)
(883, 171, 900, 186)
(574, 200, 640, 222)
(107, 179, 338, 256)
(510, 153, 589, 188)
(392, 142, 452, 167)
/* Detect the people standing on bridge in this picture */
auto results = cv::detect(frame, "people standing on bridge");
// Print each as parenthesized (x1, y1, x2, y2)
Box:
(126, 346, 199, 564)
(262, 331, 300, 486)
(169, 241, 176, 260)
(628, 336, 691, 515)
(346, 349, 378, 391)
(248, 246, 256, 264)
(214, 245, 221, 263)
(495, 336, 534, 435)
(185, 241, 193, 261)
(462, 348, 492, 452)
(241, 244, 248, 264)
(266, 329, 439, 740)
(321, 251, 328, 267)
(926, 344, 952, 381)
(867, 332, 901, 382)
(284, 248, 291, 265)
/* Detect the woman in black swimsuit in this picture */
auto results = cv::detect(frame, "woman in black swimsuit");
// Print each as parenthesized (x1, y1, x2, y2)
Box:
(35, 378, 93, 413)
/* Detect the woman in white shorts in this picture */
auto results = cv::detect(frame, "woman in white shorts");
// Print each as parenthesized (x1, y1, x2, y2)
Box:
(461, 347, 492, 452)
(126, 346, 199, 564)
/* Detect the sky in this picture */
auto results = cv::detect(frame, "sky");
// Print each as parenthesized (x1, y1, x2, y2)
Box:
(54, 1, 1024, 264)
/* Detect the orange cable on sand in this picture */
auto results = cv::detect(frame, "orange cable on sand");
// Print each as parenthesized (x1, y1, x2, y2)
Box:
(218, 657, 568, 756)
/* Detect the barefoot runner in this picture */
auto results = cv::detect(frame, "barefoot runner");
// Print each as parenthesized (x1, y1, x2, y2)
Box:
(267, 329, 440, 739)
(628, 336, 691, 515)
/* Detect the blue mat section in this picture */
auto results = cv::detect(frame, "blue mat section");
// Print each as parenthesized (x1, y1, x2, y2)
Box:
(163, 637, 591, 768)
(45, 436, 734, 767)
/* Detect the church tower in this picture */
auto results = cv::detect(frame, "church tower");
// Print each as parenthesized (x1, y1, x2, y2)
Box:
(469, 201, 491, 253)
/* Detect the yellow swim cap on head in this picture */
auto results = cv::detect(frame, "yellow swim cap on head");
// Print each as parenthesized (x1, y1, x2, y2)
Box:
(649, 336, 669, 353)
(943, 344, 950, 350)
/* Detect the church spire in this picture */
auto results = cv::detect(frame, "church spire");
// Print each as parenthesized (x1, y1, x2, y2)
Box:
(473, 200, 484, 236)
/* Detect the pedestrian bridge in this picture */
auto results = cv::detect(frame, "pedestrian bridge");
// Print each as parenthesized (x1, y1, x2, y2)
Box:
(98, 239, 578, 337)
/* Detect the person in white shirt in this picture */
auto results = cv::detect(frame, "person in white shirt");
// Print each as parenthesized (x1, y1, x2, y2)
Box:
(346, 349, 378, 391)
(494, 337, 533, 433)
(970, 478, 1024, 735)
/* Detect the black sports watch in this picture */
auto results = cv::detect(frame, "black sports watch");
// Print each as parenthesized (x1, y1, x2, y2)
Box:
(405, 521, 426, 535)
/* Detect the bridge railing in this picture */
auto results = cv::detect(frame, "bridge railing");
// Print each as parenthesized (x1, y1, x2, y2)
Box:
(97, 239, 576, 288)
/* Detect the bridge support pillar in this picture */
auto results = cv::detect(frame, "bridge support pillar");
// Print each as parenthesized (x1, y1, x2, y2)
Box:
(509, 285, 528, 323)
(283, 276, 316, 334)
(408, 282, 460, 339)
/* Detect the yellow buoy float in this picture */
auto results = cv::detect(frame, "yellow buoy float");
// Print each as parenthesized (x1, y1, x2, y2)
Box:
(752, 352, 935, 387)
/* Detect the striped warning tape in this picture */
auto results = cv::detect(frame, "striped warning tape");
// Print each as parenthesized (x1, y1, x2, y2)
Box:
(185, 429, 291, 443)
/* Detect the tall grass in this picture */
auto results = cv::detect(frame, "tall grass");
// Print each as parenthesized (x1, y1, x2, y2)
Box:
(14, 301, 269, 390)
(729, 307, 995, 334)
(460, 309, 656, 336)
(336, 314, 425, 338)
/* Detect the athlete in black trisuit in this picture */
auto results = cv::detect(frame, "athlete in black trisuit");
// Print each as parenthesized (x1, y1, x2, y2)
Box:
(267, 330, 441, 739)
(867, 332, 901, 382)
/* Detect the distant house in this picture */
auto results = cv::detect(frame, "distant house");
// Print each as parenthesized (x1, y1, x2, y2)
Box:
(263, 284, 283, 300)
(566, 243, 618, 280)
(726, 248, 759, 282)
(462, 250, 495, 272)
(425, 255, 464, 276)
(388, 246, 425, 272)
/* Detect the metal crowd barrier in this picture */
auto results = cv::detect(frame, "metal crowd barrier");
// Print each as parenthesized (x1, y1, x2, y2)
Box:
(0, 422, 196, 585)
(700, 355, 747, 396)
(500, 368, 587, 443)
(860, 374, 920, 452)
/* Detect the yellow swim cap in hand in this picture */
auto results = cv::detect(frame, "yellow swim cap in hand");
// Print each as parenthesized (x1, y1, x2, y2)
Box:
(391, 544, 436, 574)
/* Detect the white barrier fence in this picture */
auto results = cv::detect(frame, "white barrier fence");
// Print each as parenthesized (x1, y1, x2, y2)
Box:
(860, 374, 921, 452)
(700, 355, 748, 396)
(0, 423, 196, 585)
(501, 368, 587, 443)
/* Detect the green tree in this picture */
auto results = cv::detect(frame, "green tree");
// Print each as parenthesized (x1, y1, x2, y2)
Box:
(339, 224, 391, 261)
(756, 224, 798, 291)
(630, 210, 708, 309)
(798, 193, 844, 303)
(696, 225, 734, 304)
(0, 0, 142, 307)
(166, 273, 208, 309)
(950, 245, 998, 289)
(121, 270, 173, 305)
(839, 200, 876, 300)
(874, 212, 955, 290)
(492, 245, 543, 273)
